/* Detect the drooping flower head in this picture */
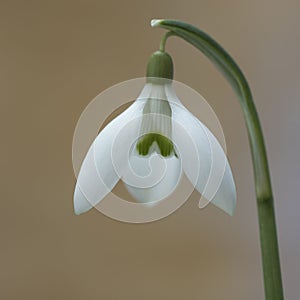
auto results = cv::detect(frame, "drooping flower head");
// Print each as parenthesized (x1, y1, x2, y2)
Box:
(74, 50, 236, 217)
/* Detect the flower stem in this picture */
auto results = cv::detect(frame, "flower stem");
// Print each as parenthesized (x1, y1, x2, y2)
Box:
(152, 19, 284, 300)
(159, 31, 176, 52)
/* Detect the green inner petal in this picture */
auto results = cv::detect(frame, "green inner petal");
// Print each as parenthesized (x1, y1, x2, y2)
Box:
(136, 133, 177, 157)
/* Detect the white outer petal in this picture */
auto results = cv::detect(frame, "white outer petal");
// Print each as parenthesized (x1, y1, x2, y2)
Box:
(210, 162, 236, 215)
(170, 102, 236, 215)
(74, 100, 144, 215)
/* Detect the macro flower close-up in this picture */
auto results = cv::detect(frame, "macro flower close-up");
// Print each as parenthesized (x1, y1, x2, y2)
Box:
(3, 0, 299, 297)
(74, 50, 236, 216)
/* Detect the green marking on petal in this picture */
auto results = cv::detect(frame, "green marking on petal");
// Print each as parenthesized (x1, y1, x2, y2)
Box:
(136, 133, 177, 157)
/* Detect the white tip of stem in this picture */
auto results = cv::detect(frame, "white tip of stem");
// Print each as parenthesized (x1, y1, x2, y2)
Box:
(151, 19, 163, 27)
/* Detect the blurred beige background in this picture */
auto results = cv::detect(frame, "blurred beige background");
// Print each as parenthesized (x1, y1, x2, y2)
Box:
(1, 0, 299, 299)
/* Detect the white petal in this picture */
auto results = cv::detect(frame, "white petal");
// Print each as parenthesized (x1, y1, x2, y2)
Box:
(123, 152, 182, 204)
(170, 102, 236, 215)
(210, 162, 236, 215)
(139, 85, 172, 140)
(74, 100, 144, 215)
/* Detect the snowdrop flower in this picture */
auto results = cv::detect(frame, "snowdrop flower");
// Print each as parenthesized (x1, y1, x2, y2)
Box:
(74, 51, 236, 216)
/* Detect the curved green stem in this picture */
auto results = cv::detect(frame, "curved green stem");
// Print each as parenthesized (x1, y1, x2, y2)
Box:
(159, 31, 176, 52)
(152, 19, 284, 300)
